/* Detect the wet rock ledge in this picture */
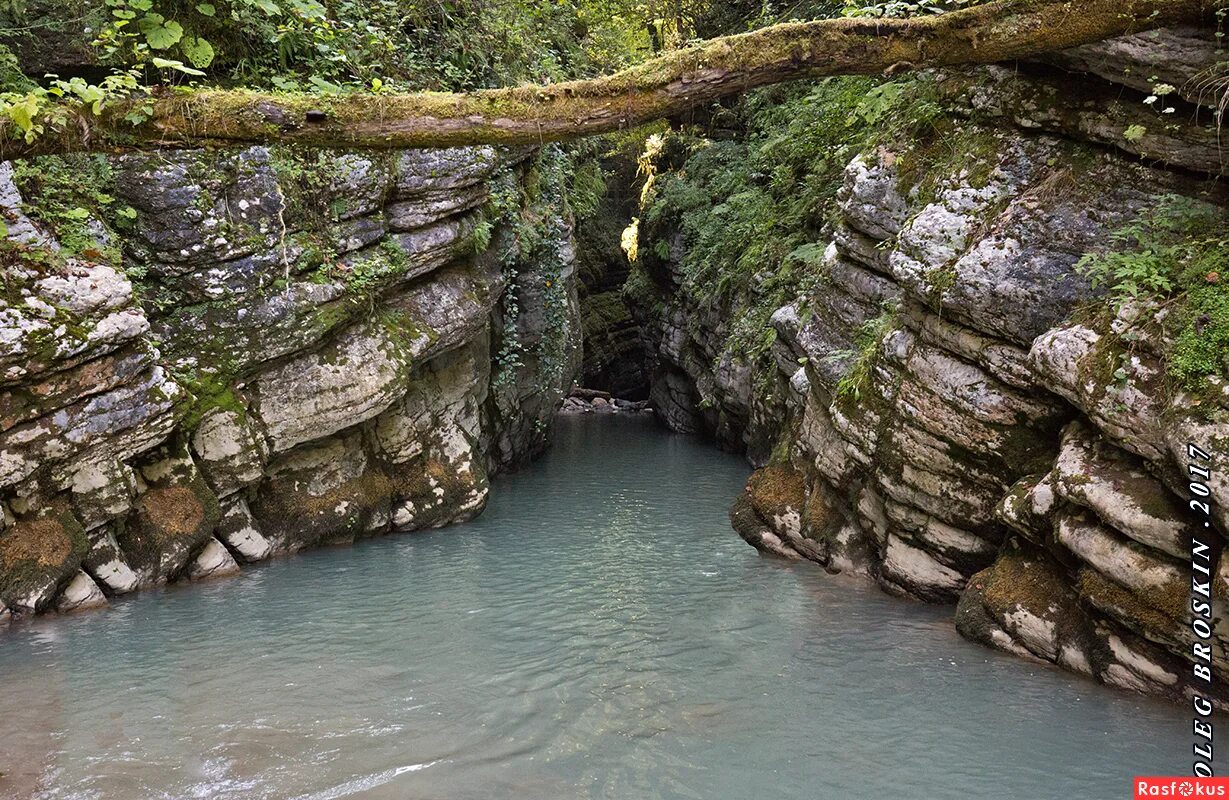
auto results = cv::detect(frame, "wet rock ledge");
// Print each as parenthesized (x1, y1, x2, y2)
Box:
(558, 387, 651, 415)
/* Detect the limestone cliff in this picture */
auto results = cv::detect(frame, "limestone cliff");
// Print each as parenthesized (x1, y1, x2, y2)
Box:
(0, 144, 580, 620)
(2, 17, 1227, 716)
(632, 29, 1229, 705)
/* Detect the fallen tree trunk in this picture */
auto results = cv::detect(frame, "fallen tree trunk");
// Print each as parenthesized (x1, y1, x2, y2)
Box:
(1, 0, 1221, 158)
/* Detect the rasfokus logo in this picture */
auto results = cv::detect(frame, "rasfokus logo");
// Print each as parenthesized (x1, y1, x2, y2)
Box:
(1136, 778, 1229, 797)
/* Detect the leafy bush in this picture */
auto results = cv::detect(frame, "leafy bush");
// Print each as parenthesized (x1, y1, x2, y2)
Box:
(636, 75, 908, 365)
(4, 0, 663, 92)
(1076, 193, 1229, 390)
(829, 300, 900, 401)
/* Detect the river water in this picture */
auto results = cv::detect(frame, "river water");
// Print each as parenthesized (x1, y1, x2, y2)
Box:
(0, 414, 1190, 799)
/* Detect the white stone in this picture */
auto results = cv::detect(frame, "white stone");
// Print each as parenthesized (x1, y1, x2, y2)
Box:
(56, 571, 107, 613)
(1104, 634, 1179, 688)
(188, 538, 241, 581)
(1056, 513, 1182, 597)
(882, 534, 966, 596)
(1003, 605, 1059, 662)
(217, 497, 274, 562)
(255, 322, 410, 452)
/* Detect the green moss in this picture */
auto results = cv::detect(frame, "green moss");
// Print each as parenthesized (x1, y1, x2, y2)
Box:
(10, 154, 123, 264)
(1170, 282, 1229, 390)
(1075, 193, 1229, 398)
(389, 454, 487, 530)
(728, 491, 767, 542)
(979, 545, 1072, 620)
(167, 358, 245, 433)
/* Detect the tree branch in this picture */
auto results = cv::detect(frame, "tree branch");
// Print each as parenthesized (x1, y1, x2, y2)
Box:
(1, 0, 1221, 159)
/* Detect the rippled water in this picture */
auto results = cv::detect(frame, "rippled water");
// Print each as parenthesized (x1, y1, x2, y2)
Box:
(0, 415, 1190, 799)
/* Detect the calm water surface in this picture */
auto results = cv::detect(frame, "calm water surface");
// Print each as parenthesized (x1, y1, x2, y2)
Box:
(0, 415, 1189, 799)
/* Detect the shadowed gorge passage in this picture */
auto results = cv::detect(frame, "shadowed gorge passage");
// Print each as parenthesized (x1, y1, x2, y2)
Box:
(3, 5, 1229, 791)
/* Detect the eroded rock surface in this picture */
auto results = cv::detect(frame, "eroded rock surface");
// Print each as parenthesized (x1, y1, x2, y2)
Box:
(633, 31, 1229, 706)
(0, 144, 579, 620)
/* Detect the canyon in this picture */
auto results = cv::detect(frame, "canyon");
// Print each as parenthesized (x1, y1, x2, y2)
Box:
(2, 21, 1228, 717)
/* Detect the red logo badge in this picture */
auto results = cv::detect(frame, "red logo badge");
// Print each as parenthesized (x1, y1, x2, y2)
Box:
(1136, 778, 1229, 798)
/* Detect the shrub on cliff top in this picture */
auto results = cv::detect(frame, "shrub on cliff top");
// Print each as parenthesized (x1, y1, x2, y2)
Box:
(636, 75, 921, 366)
(1076, 193, 1229, 391)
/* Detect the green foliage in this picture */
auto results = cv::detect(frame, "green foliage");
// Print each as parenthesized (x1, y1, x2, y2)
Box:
(338, 238, 412, 296)
(83, 0, 663, 91)
(828, 301, 899, 401)
(0, 68, 145, 145)
(11, 153, 127, 262)
(1077, 193, 1229, 391)
(1076, 195, 1226, 306)
(841, 0, 985, 18)
(0, 0, 681, 148)
(485, 145, 579, 393)
(638, 76, 894, 365)
(471, 218, 494, 254)
(568, 158, 607, 222)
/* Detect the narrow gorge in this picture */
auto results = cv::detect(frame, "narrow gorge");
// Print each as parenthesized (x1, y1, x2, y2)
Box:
(1, 2, 1228, 795)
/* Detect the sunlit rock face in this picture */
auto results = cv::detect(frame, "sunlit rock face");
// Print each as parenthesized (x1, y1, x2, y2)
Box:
(0, 144, 579, 620)
(632, 29, 1229, 706)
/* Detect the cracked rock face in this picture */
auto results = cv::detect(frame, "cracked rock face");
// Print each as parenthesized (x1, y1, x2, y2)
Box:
(0, 143, 578, 622)
(752, 139, 1229, 703)
(636, 34, 1229, 707)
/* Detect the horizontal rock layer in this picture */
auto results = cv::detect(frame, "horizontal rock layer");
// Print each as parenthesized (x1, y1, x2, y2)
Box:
(0, 144, 580, 620)
(633, 31, 1229, 705)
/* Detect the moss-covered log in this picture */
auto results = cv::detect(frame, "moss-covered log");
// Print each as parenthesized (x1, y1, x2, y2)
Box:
(0, 0, 1221, 158)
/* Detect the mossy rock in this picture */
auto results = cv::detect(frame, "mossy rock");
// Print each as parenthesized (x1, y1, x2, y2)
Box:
(728, 492, 770, 548)
(0, 500, 88, 611)
(390, 454, 488, 531)
(745, 464, 806, 524)
(1076, 567, 1181, 637)
(251, 461, 395, 550)
(115, 474, 222, 584)
(959, 539, 1097, 664)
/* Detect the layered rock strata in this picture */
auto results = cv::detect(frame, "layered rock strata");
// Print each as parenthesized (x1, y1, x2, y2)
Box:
(0, 144, 579, 619)
(635, 29, 1229, 705)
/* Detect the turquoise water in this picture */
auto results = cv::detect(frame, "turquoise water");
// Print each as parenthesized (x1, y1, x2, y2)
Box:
(0, 415, 1188, 799)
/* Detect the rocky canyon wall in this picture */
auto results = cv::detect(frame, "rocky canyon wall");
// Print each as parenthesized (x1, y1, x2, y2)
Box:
(0, 144, 580, 621)
(631, 29, 1229, 705)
